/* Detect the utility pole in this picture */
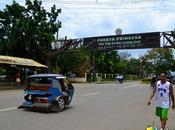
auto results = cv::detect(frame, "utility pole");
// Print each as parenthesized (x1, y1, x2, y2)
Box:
(92, 52, 96, 82)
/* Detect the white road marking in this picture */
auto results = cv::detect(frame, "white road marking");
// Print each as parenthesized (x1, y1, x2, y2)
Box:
(119, 85, 137, 90)
(0, 107, 17, 112)
(82, 92, 100, 97)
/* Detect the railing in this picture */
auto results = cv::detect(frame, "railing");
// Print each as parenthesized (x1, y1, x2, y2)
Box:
(89, 73, 139, 82)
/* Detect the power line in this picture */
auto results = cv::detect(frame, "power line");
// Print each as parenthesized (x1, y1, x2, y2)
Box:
(42, 0, 172, 6)
(41, 0, 175, 13)
(59, 6, 174, 11)
(1, 0, 175, 11)
(57, 0, 175, 24)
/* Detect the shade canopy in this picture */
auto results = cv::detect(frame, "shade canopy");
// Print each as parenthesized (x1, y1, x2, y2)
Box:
(0, 55, 47, 68)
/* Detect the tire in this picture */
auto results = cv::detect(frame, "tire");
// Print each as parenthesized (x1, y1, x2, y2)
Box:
(57, 97, 65, 112)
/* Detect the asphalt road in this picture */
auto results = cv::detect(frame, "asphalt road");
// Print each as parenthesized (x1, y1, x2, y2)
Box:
(0, 81, 175, 130)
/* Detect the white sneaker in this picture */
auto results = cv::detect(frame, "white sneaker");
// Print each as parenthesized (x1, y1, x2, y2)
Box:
(160, 128, 169, 130)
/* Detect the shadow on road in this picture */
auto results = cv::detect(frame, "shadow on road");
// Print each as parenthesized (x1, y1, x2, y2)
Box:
(18, 106, 75, 114)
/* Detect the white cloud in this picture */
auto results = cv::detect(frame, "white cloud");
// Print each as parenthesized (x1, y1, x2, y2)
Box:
(2, 0, 175, 37)
(54, 0, 175, 38)
(151, 12, 175, 31)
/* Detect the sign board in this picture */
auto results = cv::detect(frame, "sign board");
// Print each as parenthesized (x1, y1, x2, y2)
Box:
(83, 32, 160, 50)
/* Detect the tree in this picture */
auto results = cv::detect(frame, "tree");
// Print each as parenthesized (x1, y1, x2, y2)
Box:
(95, 51, 121, 73)
(118, 51, 131, 61)
(140, 48, 174, 76)
(115, 61, 128, 74)
(127, 58, 140, 75)
(93, 51, 132, 74)
(0, 0, 68, 72)
(0, 1, 26, 55)
(56, 49, 91, 76)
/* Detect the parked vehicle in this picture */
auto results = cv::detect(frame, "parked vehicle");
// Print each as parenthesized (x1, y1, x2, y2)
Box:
(18, 74, 74, 112)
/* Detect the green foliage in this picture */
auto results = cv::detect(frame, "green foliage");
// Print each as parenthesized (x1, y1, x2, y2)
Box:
(94, 51, 139, 75)
(0, 1, 25, 53)
(0, 0, 61, 68)
(115, 61, 128, 74)
(140, 48, 174, 75)
(127, 58, 140, 75)
(95, 51, 120, 73)
(56, 49, 91, 76)
(0, 67, 6, 74)
(141, 78, 151, 83)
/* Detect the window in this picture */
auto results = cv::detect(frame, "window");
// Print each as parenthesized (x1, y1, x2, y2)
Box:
(52, 79, 62, 92)
(30, 77, 52, 87)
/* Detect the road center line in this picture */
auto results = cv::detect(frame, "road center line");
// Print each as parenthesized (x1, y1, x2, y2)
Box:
(0, 107, 17, 112)
(82, 92, 100, 97)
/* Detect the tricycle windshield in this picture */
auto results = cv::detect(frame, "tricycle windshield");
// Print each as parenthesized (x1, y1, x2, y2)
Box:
(29, 77, 52, 87)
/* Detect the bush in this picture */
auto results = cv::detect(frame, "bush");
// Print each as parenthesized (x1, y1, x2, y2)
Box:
(124, 75, 138, 80)
(141, 78, 151, 83)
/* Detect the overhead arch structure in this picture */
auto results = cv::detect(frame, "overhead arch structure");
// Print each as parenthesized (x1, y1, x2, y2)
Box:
(52, 31, 175, 51)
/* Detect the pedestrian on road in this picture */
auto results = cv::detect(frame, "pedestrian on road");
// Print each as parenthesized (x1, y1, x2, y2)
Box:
(150, 76, 157, 89)
(148, 72, 175, 130)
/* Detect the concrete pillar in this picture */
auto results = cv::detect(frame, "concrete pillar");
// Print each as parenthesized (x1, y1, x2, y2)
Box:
(104, 74, 106, 79)
(96, 73, 98, 80)
(85, 73, 87, 82)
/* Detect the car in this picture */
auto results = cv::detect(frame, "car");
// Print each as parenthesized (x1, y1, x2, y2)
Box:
(18, 74, 74, 112)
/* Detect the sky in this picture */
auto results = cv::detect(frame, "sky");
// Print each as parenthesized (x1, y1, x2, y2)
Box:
(1, 0, 175, 58)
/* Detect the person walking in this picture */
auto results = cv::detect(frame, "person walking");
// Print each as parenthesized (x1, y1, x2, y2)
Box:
(150, 76, 157, 89)
(148, 72, 175, 130)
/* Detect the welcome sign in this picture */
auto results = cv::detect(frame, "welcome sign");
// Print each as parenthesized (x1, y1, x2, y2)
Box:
(83, 32, 160, 51)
